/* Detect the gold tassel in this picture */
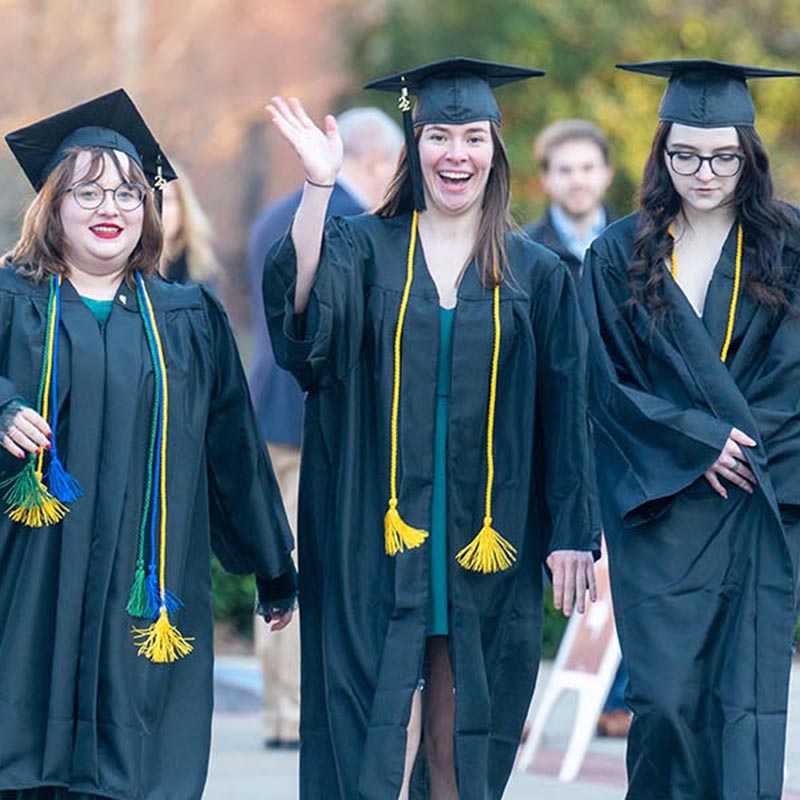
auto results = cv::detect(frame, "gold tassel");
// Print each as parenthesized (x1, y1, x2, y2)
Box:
(384, 498, 429, 555)
(455, 516, 517, 574)
(132, 606, 194, 663)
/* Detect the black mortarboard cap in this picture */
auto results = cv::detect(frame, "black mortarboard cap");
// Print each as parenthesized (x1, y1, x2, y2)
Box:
(6, 88, 177, 191)
(617, 59, 800, 129)
(365, 57, 544, 210)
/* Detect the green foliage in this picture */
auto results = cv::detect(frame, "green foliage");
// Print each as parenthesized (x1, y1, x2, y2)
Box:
(339, 0, 800, 223)
(541, 585, 569, 660)
(211, 556, 256, 639)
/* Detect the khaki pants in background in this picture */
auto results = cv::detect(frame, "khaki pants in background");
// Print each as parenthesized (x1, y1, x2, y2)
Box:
(254, 442, 301, 743)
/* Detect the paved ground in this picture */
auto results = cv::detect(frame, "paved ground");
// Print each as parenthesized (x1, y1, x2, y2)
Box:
(205, 656, 800, 799)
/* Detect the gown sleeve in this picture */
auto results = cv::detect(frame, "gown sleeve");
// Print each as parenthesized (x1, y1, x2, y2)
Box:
(262, 216, 368, 392)
(202, 289, 297, 606)
(533, 261, 602, 555)
(0, 287, 24, 475)
(580, 245, 731, 526)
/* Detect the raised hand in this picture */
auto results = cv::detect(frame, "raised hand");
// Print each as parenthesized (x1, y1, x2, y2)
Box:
(704, 427, 757, 498)
(266, 97, 343, 187)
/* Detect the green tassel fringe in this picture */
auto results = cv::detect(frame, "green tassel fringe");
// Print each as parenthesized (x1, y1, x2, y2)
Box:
(126, 564, 149, 618)
(0, 457, 67, 527)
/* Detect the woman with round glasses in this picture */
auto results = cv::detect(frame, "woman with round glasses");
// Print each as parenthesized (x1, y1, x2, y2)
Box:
(581, 60, 800, 798)
(0, 91, 296, 800)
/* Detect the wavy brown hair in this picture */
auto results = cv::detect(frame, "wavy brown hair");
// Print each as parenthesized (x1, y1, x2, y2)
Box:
(375, 122, 515, 288)
(4, 147, 163, 285)
(630, 122, 799, 317)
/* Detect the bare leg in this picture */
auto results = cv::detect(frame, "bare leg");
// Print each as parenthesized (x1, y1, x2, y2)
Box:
(424, 636, 458, 800)
(399, 688, 423, 800)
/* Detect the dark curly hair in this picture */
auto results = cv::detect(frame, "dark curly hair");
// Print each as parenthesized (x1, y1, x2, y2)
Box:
(629, 122, 799, 317)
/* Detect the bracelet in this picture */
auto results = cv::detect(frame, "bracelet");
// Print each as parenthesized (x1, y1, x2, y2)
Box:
(305, 177, 335, 189)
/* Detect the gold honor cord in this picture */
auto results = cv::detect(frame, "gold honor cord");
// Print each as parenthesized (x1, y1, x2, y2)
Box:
(455, 261, 516, 573)
(384, 210, 430, 555)
(669, 222, 743, 363)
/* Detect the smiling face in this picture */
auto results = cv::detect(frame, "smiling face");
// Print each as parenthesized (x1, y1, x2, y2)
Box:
(417, 121, 494, 216)
(59, 149, 145, 276)
(664, 123, 743, 215)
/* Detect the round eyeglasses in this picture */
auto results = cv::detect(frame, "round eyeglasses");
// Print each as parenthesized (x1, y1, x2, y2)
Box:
(67, 181, 147, 211)
(665, 151, 745, 178)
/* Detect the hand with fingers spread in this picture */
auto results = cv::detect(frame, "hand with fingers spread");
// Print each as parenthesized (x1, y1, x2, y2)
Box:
(265, 96, 343, 188)
(546, 549, 597, 618)
(704, 427, 757, 499)
(0, 401, 51, 459)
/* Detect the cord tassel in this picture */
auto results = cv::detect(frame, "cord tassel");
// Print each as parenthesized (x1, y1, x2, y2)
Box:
(457, 279, 515, 573)
(46, 454, 83, 503)
(126, 562, 150, 618)
(455, 516, 517, 573)
(132, 606, 194, 663)
(1, 457, 67, 527)
(383, 211, 429, 555)
(385, 498, 429, 555)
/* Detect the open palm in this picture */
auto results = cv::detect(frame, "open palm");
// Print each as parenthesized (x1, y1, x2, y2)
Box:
(266, 96, 343, 185)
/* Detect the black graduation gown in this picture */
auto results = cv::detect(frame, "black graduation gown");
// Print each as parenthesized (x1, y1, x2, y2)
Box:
(0, 268, 296, 800)
(580, 213, 800, 800)
(264, 212, 600, 800)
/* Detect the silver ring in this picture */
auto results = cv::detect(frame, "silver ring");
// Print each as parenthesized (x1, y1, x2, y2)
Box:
(731, 461, 739, 473)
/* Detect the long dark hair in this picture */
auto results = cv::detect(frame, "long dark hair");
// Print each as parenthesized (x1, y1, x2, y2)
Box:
(375, 122, 515, 288)
(4, 147, 163, 285)
(630, 122, 798, 316)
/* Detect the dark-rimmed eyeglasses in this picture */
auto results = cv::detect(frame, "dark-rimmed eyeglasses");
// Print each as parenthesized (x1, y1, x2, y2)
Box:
(67, 181, 147, 211)
(665, 151, 745, 178)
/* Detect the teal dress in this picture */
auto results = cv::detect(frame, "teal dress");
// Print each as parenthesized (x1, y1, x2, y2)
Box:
(428, 306, 454, 636)
(80, 296, 113, 324)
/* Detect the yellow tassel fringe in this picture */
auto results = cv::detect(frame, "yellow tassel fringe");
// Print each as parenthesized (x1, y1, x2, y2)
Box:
(455, 517, 517, 574)
(132, 606, 194, 663)
(384, 498, 429, 555)
(4, 468, 68, 527)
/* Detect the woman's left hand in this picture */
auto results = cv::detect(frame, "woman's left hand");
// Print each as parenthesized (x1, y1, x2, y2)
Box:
(262, 608, 294, 632)
(546, 550, 597, 617)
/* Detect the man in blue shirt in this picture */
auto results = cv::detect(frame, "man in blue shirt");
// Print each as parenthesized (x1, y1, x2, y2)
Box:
(525, 118, 630, 739)
(246, 106, 402, 748)
(524, 119, 614, 281)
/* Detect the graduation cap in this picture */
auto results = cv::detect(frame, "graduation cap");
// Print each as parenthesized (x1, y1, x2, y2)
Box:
(5, 88, 177, 192)
(616, 59, 800, 129)
(365, 57, 544, 210)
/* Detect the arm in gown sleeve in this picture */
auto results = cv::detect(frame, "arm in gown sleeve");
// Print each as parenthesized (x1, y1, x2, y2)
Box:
(262, 216, 367, 392)
(534, 261, 601, 556)
(202, 289, 297, 606)
(0, 288, 25, 473)
(580, 245, 731, 526)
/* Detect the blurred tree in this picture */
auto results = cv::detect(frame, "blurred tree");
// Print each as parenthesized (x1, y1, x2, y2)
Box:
(339, 0, 800, 223)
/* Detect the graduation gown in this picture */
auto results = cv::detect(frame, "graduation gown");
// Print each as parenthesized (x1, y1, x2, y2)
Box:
(264, 211, 599, 800)
(580, 213, 800, 800)
(0, 268, 296, 800)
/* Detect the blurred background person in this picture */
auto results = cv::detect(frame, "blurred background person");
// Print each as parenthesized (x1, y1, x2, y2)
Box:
(246, 105, 402, 750)
(159, 166, 223, 287)
(525, 118, 630, 740)
(524, 119, 614, 282)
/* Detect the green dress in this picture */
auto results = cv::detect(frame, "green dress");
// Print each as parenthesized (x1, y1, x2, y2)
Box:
(428, 306, 454, 636)
(80, 296, 113, 324)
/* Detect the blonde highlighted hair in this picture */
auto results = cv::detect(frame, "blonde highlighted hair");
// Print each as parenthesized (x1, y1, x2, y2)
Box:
(160, 165, 220, 284)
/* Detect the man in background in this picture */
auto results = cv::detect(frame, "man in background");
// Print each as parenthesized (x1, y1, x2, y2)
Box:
(246, 106, 402, 749)
(524, 118, 614, 282)
(526, 118, 629, 738)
